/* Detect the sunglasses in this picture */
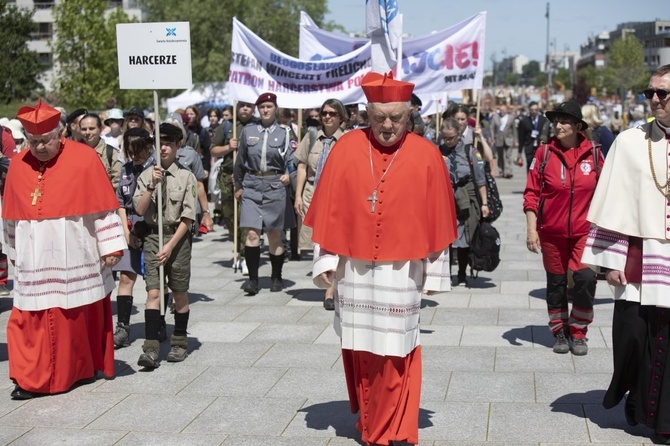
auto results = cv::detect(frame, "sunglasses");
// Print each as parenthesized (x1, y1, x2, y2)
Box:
(643, 88, 670, 100)
(321, 111, 339, 118)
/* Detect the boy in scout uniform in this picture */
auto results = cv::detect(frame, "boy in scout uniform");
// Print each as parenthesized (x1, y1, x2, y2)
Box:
(133, 122, 198, 368)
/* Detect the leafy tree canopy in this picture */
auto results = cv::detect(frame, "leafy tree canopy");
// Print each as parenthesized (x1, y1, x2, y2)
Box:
(0, 0, 45, 104)
(140, 0, 329, 83)
(52, 0, 151, 110)
(604, 34, 649, 97)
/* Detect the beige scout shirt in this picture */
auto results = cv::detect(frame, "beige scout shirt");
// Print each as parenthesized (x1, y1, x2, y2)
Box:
(93, 138, 122, 189)
(132, 162, 198, 226)
(294, 127, 344, 182)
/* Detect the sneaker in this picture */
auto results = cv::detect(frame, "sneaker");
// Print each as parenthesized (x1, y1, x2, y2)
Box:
(0, 285, 10, 297)
(240, 259, 248, 276)
(270, 278, 283, 292)
(553, 331, 570, 354)
(137, 349, 160, 368)
(113, 323, 130, 348)
(243, 279, 259, 295)
(572, 337, 588, 356)
(166, 345, 188, 362)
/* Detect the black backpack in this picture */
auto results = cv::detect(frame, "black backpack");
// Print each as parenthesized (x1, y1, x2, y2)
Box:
(468, 221, 501, 275)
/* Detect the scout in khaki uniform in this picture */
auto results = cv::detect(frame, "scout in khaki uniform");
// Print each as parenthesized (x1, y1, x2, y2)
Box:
(133, 122, 197, 368)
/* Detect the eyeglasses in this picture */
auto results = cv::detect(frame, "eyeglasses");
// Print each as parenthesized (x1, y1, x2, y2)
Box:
(443, 134, 459, 142)
(321, 111, 339, 118)
(643, 88, 670, 100)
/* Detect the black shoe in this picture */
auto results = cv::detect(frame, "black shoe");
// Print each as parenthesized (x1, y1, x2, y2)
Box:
(10, 385, 36, 400)
(625, 395, 638, 426)
(323, 298, 335, 311)
(243, 279, 259, 295)
(452, 273, 467, 287)
(653, 433, 670, 445)
(270, 278, 283, 292)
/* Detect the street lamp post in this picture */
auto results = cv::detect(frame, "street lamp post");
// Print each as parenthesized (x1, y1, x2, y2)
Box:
(545, 2, 551, 100)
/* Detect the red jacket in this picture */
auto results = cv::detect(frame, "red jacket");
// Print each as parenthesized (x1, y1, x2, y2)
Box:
(523, 134, 604, 238)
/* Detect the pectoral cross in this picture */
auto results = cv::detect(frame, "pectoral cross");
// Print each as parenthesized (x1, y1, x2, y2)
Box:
(31, 187, 41, 206)
(367, 190, 378, 213)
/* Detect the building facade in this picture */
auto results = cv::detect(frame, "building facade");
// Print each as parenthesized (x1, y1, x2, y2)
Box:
(13, 0, 142, 91)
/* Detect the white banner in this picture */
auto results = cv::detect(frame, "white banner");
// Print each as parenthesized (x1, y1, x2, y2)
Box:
(299, 12, 486, 96)
(229, 18, 371, 108)
(117, 22, 192, 90)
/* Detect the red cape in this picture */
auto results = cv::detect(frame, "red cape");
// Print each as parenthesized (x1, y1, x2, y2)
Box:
(2, 139, 119, 220)
(304, 128, 457, 261)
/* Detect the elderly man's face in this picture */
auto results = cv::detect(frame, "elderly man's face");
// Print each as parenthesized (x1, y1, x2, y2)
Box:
(27, 127, 64, 162)
(367, 102, 409, 146)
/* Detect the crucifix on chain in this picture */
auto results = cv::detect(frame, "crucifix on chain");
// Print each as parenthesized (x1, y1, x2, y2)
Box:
(31, 187, 41, 206)
(367, 190, 378, 213)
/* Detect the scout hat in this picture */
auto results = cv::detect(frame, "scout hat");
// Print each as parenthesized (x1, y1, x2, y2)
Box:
(16, 99, 62, 135)
(255, 92, 277, 106)
(66, 108, 88, 125)
(159, 122, 184, 142)
(124, 106, 145, 119)
(361, 71, 414, 103)
(545, 100, 589, 130)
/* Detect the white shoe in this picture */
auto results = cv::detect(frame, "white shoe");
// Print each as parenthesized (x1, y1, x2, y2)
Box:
(240, 259, 248, 276)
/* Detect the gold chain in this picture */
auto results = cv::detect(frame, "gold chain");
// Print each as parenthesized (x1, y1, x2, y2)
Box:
(648, 125, 670, 198)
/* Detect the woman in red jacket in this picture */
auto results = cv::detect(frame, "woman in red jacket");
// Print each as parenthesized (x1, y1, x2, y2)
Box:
(523, 100, 604, 356)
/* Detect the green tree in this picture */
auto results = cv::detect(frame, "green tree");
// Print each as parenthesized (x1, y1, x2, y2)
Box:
(503, 72, 518, 86)
(604, 34, 649, 100)
(140, 0, 329, 83)
(0, 1, 45, 104)
(521, 60, 541, 80)
(554, 67, 573, 91)
(51, 0, 151, 110)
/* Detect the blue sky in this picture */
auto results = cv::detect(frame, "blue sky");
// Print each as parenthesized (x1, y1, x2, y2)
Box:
(325, 0, 667, 68)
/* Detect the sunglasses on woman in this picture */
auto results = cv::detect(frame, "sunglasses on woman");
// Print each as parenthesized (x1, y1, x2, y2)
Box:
(643, 88, 670, 100)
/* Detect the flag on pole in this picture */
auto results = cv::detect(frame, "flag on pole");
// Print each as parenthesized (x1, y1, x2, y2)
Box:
(366, 0, 402, 73)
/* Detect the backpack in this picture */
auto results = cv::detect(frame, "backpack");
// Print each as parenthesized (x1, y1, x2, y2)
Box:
(467, 221, 501, 275)
(466, 143, 503, 223)
(483, 172, 503, 222)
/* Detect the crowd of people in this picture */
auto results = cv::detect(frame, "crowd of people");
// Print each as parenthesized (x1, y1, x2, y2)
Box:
(0, 64, 669, 445)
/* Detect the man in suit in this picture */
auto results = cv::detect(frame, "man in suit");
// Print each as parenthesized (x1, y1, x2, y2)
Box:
(517, 101, 549, 172)
(491, 104, 516, 178)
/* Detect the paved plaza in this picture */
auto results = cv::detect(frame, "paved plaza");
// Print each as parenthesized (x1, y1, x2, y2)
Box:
(0, 164, 658, 445)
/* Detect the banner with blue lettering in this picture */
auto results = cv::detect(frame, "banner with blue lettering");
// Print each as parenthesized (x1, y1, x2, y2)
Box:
(299, 11, 487, 96)
(229, 17, 371, 108)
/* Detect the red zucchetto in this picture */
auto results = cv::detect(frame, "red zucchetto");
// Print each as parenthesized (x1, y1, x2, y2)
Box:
(361, 71, 414, 103)
(16, 100, 61, 135)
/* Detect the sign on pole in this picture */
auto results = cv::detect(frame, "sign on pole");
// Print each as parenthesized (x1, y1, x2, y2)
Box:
(117, 21, 193, 90)
(116, 21, 193, 317)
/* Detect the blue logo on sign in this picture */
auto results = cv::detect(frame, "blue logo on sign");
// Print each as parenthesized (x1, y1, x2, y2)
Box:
(166, 28, 176, 37)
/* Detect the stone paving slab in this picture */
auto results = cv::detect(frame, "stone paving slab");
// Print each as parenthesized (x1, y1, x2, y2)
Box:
(0, 168, 655, 445)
